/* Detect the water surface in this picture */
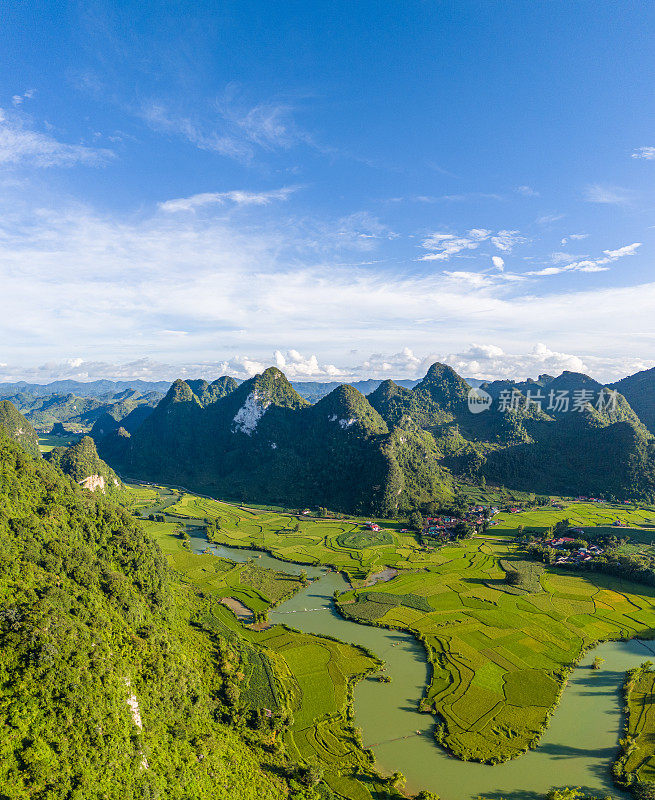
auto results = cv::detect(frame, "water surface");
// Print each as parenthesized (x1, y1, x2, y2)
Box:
(176, 506, 648, 799)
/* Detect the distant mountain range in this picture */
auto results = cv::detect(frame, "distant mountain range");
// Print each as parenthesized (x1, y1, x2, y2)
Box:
(0, 387, 164, 432)
(0, 377, 419, 406)
(0, 379, 171, 398)
(93, 363, 655, 514)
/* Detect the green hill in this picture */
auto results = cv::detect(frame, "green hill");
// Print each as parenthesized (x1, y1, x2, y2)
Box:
(46, 435, 123, 495)
(100, 362, 655, 512)
(0, 400, 41, 457)
(0, 430, 304, 799)
(612, 365, 655, 435)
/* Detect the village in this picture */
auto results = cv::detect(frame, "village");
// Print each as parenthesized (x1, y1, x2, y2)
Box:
(420, 504, 501, 544)
(544, 533, 606, 566)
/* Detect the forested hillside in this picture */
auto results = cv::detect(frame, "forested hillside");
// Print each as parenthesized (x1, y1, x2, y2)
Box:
(100, 362, 655, 512)
(0, 400, 41, 458)
(101, 368, 453, 515)
(0, 431, 328, 799)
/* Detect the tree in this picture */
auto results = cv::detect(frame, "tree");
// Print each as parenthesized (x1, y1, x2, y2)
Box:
(453, 521, 474, 539)
(635, 782, 655, 800)
(592, 656, 605, 670)
(389, 771, 406, 789)
(299, 569, 308, 586)
(546, 789, 584, 800)
(505, 569, 521, 586)
(409, 510, 423, 531)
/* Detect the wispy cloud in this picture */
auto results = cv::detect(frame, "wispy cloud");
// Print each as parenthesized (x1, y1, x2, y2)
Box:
(11, 89, 35, 106)
(632, 146, 655, 160)
(140, 90, 322, 165)
(159, 186, 301, 213)
(140, 102, 253, 162)
(491, 230, 525, 252)
(526, 242, 641, 276)
(561, 233, 588, 245)
(418, 228, 524, 262)
(419, 229, 490, 261)
(584, 184, 632, 205)
(0, 109, 113, 168)
(413, 192, 504, 203)
(516, 185, 539, 197)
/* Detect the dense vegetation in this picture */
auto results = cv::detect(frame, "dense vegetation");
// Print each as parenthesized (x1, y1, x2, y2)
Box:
(338, 541, 655, 764)
(98, 363, 655, 517)
(156, 486, 655, 768)
(0, 399, 41, 457)
(614, 661, 655, 788)
(0, 431, 358, 799)
(45, 435, 124, 496)
(4, 387, 163, 432)
(101, 368, 454, 516)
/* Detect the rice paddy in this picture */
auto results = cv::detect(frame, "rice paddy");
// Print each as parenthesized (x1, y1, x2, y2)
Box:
(614, 663, 655, 785)
(131, 483, 655, 782)
(339, 539, 655, 763)
(142, 518, 304, 613)
(166, 492, 433, 580)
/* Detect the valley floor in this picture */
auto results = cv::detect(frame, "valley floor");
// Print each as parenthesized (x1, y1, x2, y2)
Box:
(126, 482, 655, 799)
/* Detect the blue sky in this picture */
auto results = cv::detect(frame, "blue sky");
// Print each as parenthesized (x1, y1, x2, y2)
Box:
(2, 0, 655, 383)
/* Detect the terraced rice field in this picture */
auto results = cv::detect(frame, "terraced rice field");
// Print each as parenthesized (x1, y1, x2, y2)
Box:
(615, 664, 655, 784)
(339, 540, 655, 763)
(167, 493, 433, 580)
(491, 501, 655, 538)
(136, 485, 655, 779)
(142, 518, 303, 613)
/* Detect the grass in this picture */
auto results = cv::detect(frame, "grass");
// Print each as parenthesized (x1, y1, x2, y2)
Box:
(137, 485, 655, 770)
(138, 510, 390, 797)
(337, 538, 655, 763)
(142, 518, 303, 613)
(615, 664, 655, 785)
(37, 433, 79, 453)
(167, 492, 432, 581)
(490, 501, 655, 538)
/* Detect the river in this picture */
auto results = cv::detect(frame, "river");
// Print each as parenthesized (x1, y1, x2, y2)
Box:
(156, 490, 645, 799)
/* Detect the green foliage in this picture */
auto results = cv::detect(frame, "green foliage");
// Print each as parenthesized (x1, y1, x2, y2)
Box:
(0, 400, 41, 457)
(335, 528, 393, 549)
(0, 432, 325, 800)
(614, 663, 655, 785)
(46, 435, 123, 495)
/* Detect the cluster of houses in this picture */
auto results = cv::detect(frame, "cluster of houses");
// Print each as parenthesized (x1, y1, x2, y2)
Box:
(366, 522, 382, 532)
(545, 532, 605, 566)
(422, 505, 501, 542)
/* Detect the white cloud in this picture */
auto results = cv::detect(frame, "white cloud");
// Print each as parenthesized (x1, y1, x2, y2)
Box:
(140, 102, 254, 162)
(632, 146, 655, 160)
(159, 186, 299, 213)
(0, 109, 113, 168)
(536, 213, 565, 225)
(516, 185, 539, 197)
(442, 270, 494, 287)
(491, 230, 525, 252)
(584, 184, 631, 205)
(140, 92, 321, 165)
(561, 234, 589, 245)
(525, 242, 641, 277)
(491, 255, 505, 270)
(603, 242, 641, 259)
(0, 189, 653, 386)
(419, 228, 525, 262)
(418, 228, 491, 261)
